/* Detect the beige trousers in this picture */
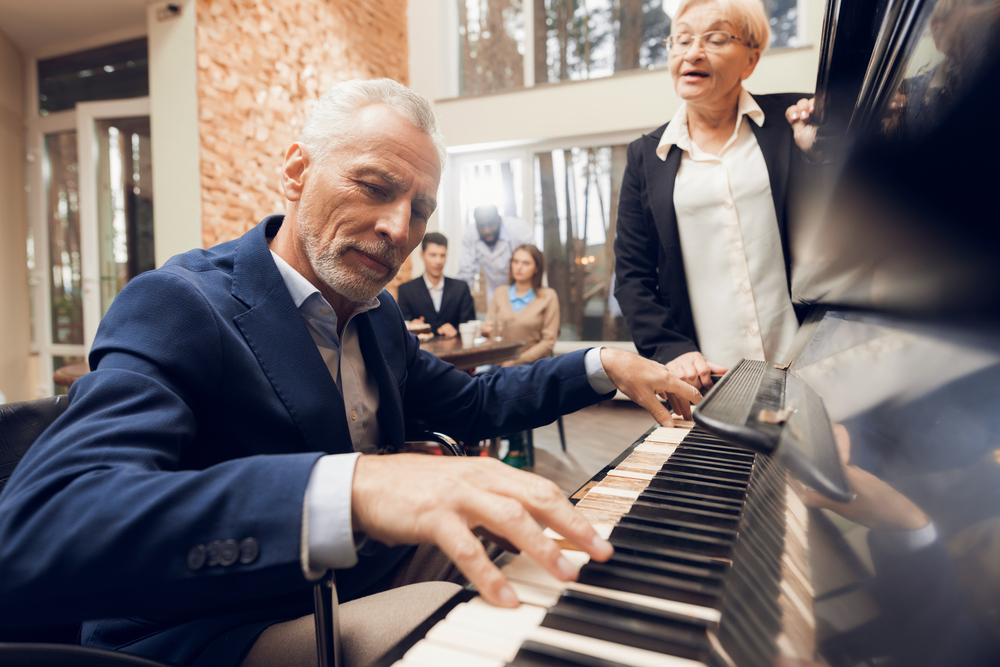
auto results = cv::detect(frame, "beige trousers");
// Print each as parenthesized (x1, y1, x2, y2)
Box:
(240, 542, 493, 667)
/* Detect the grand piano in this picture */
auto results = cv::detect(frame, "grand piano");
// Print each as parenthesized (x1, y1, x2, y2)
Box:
(375, 0, 1000, 665)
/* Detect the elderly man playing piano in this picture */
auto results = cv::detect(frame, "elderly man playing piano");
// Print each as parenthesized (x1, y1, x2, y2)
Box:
(0, 79, 699, 667)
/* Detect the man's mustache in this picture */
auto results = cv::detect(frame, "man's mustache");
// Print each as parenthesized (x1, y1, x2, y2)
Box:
(339, 239, 401, 269)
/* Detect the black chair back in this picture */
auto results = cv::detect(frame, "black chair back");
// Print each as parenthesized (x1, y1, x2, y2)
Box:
(0, 396, 69, 495)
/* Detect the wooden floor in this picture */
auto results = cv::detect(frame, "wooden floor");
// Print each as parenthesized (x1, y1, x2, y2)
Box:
(526, 399, 659, 496)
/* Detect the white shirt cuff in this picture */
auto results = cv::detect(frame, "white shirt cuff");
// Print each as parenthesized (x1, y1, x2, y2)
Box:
(584, 347, 617, 395)
(301, 453, 362, 579)
(869, 521, 938, 555)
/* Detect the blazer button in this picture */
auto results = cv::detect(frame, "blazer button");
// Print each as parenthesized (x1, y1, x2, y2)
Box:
(239, 537, 260, 564)
(206, 539, 223, 567)
(187, 544, 206, 570)
(219, 539, 239, 566)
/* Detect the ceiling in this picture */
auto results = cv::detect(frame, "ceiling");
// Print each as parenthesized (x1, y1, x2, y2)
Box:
(0, 0, 148, 56)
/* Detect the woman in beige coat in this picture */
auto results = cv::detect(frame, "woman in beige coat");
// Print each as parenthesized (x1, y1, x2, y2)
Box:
(483, 244, 560, 367)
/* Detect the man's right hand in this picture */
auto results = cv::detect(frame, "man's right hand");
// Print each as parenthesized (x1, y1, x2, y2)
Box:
(666, 351, 728, 391)
(351, 454, 613, 608)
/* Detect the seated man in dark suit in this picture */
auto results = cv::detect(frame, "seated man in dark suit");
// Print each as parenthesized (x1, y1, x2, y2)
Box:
(0, 78, 700, 667)
(397, 232, 474, 338)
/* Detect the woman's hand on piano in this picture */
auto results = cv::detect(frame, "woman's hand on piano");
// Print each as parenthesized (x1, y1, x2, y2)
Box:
(665, 351, 728, 392)
(599, 347, 703, 427)
(350, 454, 615, 608)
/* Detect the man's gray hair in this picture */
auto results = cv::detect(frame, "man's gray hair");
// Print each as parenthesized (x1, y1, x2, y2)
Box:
(298, 78, 446, 168)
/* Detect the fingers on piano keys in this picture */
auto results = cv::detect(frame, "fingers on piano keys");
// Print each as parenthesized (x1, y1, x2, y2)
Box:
(390, 423, 816, 667)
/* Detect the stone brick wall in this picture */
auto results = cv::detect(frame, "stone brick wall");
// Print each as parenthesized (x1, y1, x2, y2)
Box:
(196, 0, 413, 290)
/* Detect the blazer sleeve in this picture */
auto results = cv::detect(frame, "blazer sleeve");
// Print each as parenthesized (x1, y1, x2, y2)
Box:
(613, 139, 699, 364)
(397, 281, 417, 321)
(516, 290, 560, 365)
(0, 270, 319, 626)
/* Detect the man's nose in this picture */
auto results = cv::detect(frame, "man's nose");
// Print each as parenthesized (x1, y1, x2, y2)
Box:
(375, 201, 411, 247)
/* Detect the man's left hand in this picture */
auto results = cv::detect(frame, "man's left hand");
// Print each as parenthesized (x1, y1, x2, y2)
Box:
(437, 323, 458, 338)
(599, 348, 702, 427)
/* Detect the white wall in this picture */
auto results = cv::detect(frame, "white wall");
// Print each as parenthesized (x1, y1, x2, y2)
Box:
(0, 28, 29, 401)
(147, 0, 202, 264)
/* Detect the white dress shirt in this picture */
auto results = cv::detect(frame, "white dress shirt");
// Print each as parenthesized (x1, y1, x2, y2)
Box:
(423, 274, 445, 313)
(270, 250, 617, 579)
(457, 216, 534, 305)
(656, 89, 799, 367)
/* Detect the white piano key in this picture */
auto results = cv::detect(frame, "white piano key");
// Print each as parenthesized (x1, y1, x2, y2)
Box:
(635, 442, 679, 455)
(527, 626, 707, 667)
(584, 486, 642, 501)
(565, 580, 722, 623)
(509, 580, 561, 607)
(607, 468, 655, 481)
(425, 621, 523, 661)
(644, 427, 690, 444)
(446, 597, 548, 630)
(398, 638, 506, 667)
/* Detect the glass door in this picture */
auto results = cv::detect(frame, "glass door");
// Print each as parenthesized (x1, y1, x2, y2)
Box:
(30, 97, 153, 395)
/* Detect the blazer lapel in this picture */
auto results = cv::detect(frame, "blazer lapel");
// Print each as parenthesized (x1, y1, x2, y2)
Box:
(230, 216, 354, 455)
(748, 99, 792, 231)
(416, 278, 438, 318)
(645, 142, 684, 259)
(355, 313, 405, 453)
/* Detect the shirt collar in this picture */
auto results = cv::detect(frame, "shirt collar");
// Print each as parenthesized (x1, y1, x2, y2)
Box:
(656, 88, 764, 161)
(269, 249, 380, 315)
(509, 283, 535, 303)
(423, 273, 444, 292)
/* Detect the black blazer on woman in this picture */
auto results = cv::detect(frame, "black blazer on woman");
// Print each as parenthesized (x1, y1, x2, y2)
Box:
(613, 92, 810, 364)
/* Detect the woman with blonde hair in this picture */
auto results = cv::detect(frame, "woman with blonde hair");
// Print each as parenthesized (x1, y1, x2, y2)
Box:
(614, 0, 817, 391)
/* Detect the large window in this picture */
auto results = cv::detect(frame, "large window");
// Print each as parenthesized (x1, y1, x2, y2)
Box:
(456, 0, 802, 96)
(446, 140, 634, 342)
(535, 144, 629, 341)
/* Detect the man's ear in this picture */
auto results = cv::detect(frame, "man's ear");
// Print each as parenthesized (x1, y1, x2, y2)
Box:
(281, 143, 309, 202)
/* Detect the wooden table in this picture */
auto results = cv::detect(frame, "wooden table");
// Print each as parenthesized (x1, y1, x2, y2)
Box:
(53, 362, 90, 388)
(420, 337, 524, 371)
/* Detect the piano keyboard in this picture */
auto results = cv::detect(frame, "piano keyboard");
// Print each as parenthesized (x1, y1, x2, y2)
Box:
(378, 422, 815, 667)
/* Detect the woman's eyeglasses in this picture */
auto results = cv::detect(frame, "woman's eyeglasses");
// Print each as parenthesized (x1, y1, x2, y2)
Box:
(665, 31, 746, 54)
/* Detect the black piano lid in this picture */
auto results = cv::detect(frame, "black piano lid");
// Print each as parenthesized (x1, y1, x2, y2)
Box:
(786, 1, 1000, 664)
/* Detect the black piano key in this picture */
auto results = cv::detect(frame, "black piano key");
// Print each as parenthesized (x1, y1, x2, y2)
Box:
(647, 474, 747, 499)
(611, 519, 734, 558)
(627, 499, 741, 528)
(661, 461, 752, 481)
(639, 487, 745, 510)
(599, 549, 727, 582)
(578, 561, 722, 607)
(507, 641, 635, 667)
(666, 454, 754, 473)
(619, 513, 739, 540)
(608, 538, 731, 572)
(540, 591, 711, 661)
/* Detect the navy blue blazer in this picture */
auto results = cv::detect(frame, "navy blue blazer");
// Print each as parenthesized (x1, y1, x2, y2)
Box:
(613, 93, 809, 364)
(397, 275, 476, 333)
(0, 216, 610, 665)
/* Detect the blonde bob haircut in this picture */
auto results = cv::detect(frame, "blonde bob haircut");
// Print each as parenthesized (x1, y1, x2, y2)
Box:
(673, 0, 771, 51)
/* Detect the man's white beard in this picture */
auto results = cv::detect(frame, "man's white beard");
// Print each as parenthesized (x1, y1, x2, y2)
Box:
(301, 217, 401, 303)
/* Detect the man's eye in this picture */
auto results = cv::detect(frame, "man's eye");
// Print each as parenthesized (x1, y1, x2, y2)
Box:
(361, 183, 386, 198)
